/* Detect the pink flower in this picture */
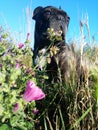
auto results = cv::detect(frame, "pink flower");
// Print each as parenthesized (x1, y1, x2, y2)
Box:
(0, 36, 2, 42)
(18, 43, 24, 49)
(13, 103, 19, 112)
(23, 80, 45, 102)
(0, 64, 2, 68)
(32, 109, 39, 114)
(15, 63, 20, 69)
(27, 33, 30, 40)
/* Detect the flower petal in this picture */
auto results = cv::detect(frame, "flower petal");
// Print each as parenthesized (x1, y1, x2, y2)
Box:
(13, 103, 19, 112)
(32, 109, 39, 114)
(23, 80, 45, 102)
(18, 43, 24, 49)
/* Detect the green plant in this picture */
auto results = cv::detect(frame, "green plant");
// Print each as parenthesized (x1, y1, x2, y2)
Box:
(0, 28, 45, 130)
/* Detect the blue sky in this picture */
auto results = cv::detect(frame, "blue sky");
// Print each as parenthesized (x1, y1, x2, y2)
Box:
(0, 0, 98, 48)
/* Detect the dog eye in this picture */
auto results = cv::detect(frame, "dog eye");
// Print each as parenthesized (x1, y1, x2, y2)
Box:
(44, 10, 51, 15)
(43, 10, 51, 20)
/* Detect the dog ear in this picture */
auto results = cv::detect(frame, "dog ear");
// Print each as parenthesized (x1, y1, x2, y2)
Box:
(32, 6, 43, 20)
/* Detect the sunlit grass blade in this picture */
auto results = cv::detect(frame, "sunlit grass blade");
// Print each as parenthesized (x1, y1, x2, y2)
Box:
(69, 105, 93, 130)
(58, 106, 66, 130)
(95, 83, 98, 107)
(46, 116, 54, 130)
(44, 116, 48, 130)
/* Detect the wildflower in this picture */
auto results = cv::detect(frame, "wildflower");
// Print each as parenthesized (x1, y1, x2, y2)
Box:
(23, 80, 45, 102)
(18, 43, 24, 49)
(32, 109, 39, 114)
(0, 36, 2, 42)
(0, 64, 2, 68)
(50, 46, 59, 57)
(25, 33, 31, 44)
(15, 63, 20, 69)
(13, 103, 19, 112)
(27, 33, 30, 40)
(55, 30, 62, 36)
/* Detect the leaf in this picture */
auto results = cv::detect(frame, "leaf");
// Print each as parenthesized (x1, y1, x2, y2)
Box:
(95, 83, 98, 107)
(0, 105, 4, 116)
(0, 124, 11, 130)
(58, 106, 66, 130)
(10, 116, 19, 127)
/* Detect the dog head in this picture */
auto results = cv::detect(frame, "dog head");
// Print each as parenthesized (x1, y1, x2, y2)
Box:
(32, 6, 70, 51)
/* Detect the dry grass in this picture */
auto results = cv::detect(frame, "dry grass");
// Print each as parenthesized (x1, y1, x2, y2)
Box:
(33, 17, 98, 130)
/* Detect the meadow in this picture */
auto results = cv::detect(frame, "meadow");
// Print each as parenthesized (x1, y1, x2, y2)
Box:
(0, 16, 98, 130)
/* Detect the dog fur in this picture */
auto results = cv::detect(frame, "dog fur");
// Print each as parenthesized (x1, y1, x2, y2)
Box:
(32, 6, 75, 83)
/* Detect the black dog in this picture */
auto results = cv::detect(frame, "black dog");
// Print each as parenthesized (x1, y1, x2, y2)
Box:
(32, 6, 74, 83)
(33, 6, 70, 53)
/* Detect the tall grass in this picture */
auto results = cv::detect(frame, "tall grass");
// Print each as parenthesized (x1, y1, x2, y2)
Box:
(33, 17, 98, 130)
